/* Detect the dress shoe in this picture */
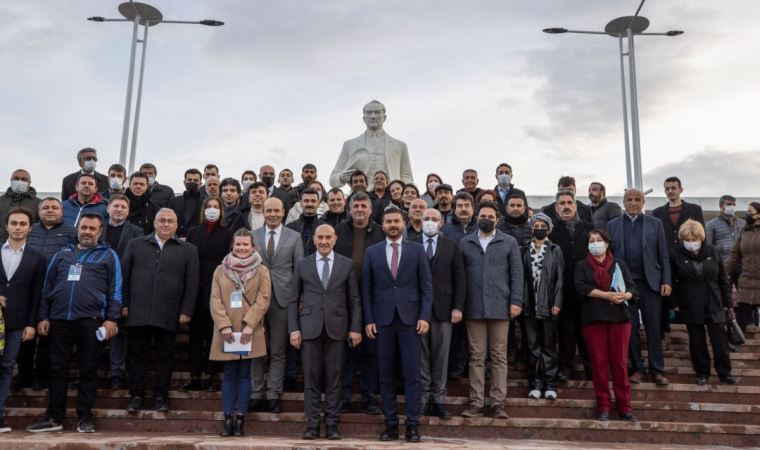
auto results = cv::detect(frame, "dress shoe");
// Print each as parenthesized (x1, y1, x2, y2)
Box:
(234, 414, 245, 436)
(597, 411, 609, 421)
(109, 377, 125, 390)
(405, 425, 421, 443)
(361, 398, 380, 415)
(629, 372, 643, 384)
(268, 399, 282, 413)
(653, 374, 669, 386)
(491, 405, 509, 419)
(180, 379, 203, 392)
(461, 406, 484, 418)
(220, 415, 234, 437)
(379, 425, 399, 441)
(126, 396, 143, 413)
(695, 376, 708, 386)
(620, 412, 638, 422)
(720, 375, 738, 385)
(248, 399, 267, 412)
(302, 426, 319, 440)
(326, 425, 341, 440)
(432, 403, 452, 419)
(154, 396, 169, 412)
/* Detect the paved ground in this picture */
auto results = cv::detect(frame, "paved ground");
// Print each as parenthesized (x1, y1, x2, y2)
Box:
(0, 432, 757, 450)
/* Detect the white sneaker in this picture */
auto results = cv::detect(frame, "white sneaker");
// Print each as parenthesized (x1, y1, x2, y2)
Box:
(528, 389, 542, 399)
(544, 390, 557, 400)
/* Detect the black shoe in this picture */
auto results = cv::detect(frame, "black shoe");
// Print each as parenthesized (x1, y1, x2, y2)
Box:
(109, 377, 126, 390)
(302, 426, 319, 440)
(361, 398, 380, 415)
(154, 396, 169, 412)
(180, 379, 203, 392)
(720, 375, 738, 385)
(220, 415, 234, 437)
(267, 399, 282, 413)
(695, 376, 708, 386)
(76, 416, 95, 433)
(339, 398, 351, 414)
(432, 403, 452, 420)
(326, 425, 341, 440)
(126, 396, 143, 413)
(597, 411, 609, 421)
(379, 425, 399, 441)
(234, 414, 245, 436)
(248, 399, 267, 412)
(405, 425, 421, 443)
(620, 413, 638, 422)
(283, 376, 297, 392)
(26, 418, 63, 433)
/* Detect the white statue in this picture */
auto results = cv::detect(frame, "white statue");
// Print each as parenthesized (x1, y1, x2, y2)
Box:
(329, 100, 414, 188)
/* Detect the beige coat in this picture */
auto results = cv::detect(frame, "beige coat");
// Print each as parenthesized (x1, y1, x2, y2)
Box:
(726, 225, 760, 306)
(209, 264, 271, 361)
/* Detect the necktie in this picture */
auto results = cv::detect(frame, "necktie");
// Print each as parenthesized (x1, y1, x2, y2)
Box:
(321, 256, 330, 289)
(426, 238, 434, 260)
(267, 230, 275, 261)
(390, 242, 399, 279)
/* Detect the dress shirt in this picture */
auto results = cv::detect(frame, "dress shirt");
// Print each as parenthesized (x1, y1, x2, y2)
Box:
(385, 237, 403, 270)
(477, 231, 496, 251)
(154, 234, 166, 250)
(265, 224, 283, 252)
(316, 251, 334, 282)
(423, 233, 439, 256)
(1, 241, 25, 280)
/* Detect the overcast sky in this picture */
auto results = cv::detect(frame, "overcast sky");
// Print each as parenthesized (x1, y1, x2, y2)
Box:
(2, 1, 758, 197)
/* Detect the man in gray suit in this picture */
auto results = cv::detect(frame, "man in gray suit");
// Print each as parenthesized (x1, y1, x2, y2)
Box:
(250, 197, 304, 413)
(289, 224, 362, 440)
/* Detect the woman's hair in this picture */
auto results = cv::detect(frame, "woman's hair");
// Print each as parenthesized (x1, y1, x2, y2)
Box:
(475, 189, 497, 206)
(308, 180, 326, 202)
(425, 173, 442, 193)
(587, 229, 612, 246)
(200, 196, 225, 226)
(230, 228, 259, 253)
(678, 219, 706, 242)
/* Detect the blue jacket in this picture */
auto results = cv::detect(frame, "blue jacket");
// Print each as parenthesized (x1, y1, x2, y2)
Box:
(39, 242, 123, 322)
(27, 222, 77, 264)
(62, 193, 108, 228)
(607, 214, 672, 292)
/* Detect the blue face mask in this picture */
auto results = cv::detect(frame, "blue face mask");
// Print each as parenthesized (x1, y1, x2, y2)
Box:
(588, 241, 607, 256)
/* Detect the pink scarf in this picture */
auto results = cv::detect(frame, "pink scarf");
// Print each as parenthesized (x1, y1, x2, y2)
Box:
(221, 251, 262, 288)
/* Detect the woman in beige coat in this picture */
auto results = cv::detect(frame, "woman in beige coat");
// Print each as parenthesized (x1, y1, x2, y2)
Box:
(209, 229, 271, 437)
(726, 202, 760, 331)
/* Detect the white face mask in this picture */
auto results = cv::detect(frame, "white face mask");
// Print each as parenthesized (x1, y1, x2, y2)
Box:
(147, 176, 156, 186)
(588, 241, 607, 256)
(497, 174, 511, 187)
(204, 207, 221, 222)
(10, 180, 29, 194)
(723, 206, 735, 217)
(422, 220, 439, 237)
(82, 160, 97, 172)
(241, 180, 253, 191)
(427, 181, 439, 193)
(109, 177, 123, 190)
(683, 241, 701, 252)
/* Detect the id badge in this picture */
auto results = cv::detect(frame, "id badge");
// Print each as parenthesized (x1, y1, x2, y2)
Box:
(230, 290, 243, 309)
(68, 264, 82, 282)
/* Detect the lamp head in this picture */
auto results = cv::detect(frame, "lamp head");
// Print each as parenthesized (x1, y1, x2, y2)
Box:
(542, 27, 568, 34)
(87, 16, 106, 22)
(200, 19, 224, 26)
(666, 30, 684, 36)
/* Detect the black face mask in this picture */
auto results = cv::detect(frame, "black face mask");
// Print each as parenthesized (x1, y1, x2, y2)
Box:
(478, 218, 495, 233)
(748, 213, 756, 225)
(185, 182, 199, 194)
(261, 176, 275, 188)
(532, 228, 548, 240)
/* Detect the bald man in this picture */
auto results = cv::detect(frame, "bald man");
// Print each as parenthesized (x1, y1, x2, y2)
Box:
(288, 224, 361, 440)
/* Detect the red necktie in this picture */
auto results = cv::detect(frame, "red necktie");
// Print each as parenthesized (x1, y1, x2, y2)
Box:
(390, 242, 399, 279)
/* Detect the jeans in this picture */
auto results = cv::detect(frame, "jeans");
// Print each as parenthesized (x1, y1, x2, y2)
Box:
(0, 329, 23, 417)
(222, 359, 252, 415)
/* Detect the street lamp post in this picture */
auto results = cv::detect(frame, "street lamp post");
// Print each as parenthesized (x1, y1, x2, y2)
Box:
(542, 2, 683, 191)
(88, 2, 224, 173)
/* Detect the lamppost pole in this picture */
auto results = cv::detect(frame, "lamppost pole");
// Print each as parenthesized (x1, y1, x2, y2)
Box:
(128, 20, 150, 173)
(618, 34, 633, 189)
(119, 16, 139, 171)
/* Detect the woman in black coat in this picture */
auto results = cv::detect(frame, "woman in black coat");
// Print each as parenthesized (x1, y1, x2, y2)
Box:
(671, 220, 736, 385)
(184, 196, 234, 391)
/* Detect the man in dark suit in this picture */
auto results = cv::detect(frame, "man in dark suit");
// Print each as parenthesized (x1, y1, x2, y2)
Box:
(362, 206, 432, 442)
(416, 208, 465, 420)
(60, 148, 109, 201)
(289, 224, 362, 440)
(541, 176, 593, 224)
(260, 165, 292, 215)
(608, 189, 672, 385)
(0, 208, 46, 432)
(492, 162, 527, 218)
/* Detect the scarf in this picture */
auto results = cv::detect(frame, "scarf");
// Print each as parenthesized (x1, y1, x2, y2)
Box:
(586, 250, 614, 291)
(505, 213, 528, 225)
(222, 251, 262, 288)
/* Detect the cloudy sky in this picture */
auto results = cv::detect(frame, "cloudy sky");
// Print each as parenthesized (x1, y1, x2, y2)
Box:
(2, 0, 758, 197)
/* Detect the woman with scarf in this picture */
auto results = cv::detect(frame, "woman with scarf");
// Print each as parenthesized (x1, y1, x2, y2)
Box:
(209, 229, 271, 437)
(575, 229, 637, 422)
(672, 220, 735, 385)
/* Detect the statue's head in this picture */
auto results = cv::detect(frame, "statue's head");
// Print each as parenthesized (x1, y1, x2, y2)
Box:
(363, 100, 387, 131)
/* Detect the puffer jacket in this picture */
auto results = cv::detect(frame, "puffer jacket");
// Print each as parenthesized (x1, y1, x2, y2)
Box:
(706, 215, 746, 260)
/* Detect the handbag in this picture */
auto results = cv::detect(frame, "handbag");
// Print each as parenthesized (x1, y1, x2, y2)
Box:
(725, 308, 746, 347)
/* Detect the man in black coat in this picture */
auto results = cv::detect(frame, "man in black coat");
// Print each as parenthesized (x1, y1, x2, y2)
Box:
(260, 165, 293, 215)
(415, 208, 465, 420)
(541, 176, 593, 224)
(286, 189, 323, 256)
(139, 163, 175, 208)
(60, 148, 109, 201)
(124, 173, 158, 235)
(0, 208, 46, 432)
(548, 191, 593, 381)
(122, 208, 199, 413)
(288, 224, 362, 440)
(492, 163, 527, 218)
(169, 169, 203, 238)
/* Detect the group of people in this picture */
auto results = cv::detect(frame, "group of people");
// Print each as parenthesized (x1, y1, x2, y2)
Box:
(0, 147, 758, 443)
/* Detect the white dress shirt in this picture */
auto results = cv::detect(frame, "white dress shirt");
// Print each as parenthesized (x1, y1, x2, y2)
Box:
(264, 224, 283, 252)
(316, 251, 334, 282)
(154, 234, 166, 250)
(1, 241, 25, 280)
(478, 231, 496, 251)
(423, 234, 439, 256)
(385, 237, 403, 270)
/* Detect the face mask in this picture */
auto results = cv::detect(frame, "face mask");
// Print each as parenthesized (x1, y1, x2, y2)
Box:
(185, 182, 199, 194)
(241, 180, 253, 191)
(721, 205, 735, 216)
(427, 181, 439, 193)
(478, 218, 495, 233)
(532, 228, 548, 240)
(422, 221, 439, 237)
(82, 160, 97, 172)
(261, 176, 275, 188)
(683, 241, 701, 252)
(497, 174, 511, 187)
(147, 176, 156, 186)
(588, 241, 607, 256)
(109, 177, 123, 190)
(10, 180, 29, 194)
(747, 213, 756, 225)
(204, 208, 221, 222)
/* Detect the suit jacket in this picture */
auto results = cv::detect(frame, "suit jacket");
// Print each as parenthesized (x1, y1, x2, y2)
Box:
(254, 225, 303, 308)
(288, 253, 361, 340)
(109, 221, 144, 257)
(607, 214, 672, 292)
(361, 239, 432, 327)
(330, 131, 413, 188)
(651, 201, 705, 251)
(415, 235, 466, 321)
(0, 246, 46, 329)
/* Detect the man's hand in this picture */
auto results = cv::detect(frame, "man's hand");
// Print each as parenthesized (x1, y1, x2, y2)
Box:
(451, 309, 463, 324)
(365, 323, 377, 339)
(221, 326, 234, 343)
(179, 314, 191, 325)
(510, 305, 523, 319)
(37, 320, 50, 337)
(241, 325, 254, 345)
(122, 307, 129, 317)
(21, 326, 36, 342)
(348, 331, 362, 347)
(102, 320, 119, 340)
(660, 284, 672, 297)
(290, 331, 302, 349)
(551, 306, 561, 317)
(416, 320, 430, 335)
